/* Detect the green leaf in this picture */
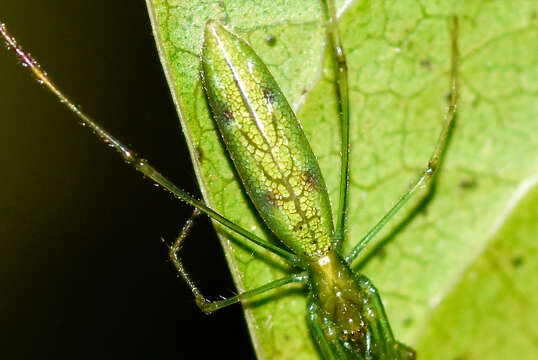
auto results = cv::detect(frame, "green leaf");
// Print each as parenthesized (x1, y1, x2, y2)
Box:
(145, 0, 538, 358)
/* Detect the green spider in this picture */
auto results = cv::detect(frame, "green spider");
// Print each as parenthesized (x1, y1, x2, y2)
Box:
(0, 1, 459, 357)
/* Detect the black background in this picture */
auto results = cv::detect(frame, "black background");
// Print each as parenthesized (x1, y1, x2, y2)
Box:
(0, 1, 254, 358)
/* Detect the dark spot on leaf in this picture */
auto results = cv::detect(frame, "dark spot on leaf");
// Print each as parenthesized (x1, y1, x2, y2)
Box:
(459, 178, 477, 189)
(402, 316, 413, 327)
(420, 58, 432, 69)
(265, 34, 276, 46)
(195, 146, 204, 163)
(511, 256, 524, 267)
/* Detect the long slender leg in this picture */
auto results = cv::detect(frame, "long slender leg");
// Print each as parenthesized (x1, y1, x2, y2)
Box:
(346, 16, 459, 264)
(324, 0, 350, 246)
(355, 274, 416, 360)
(0, 23, 299, 265)
(168, 208, 204, 306)
(199, 273, 307, 313)
(169, 208, 307, 313)
(356, 274, 397, 358)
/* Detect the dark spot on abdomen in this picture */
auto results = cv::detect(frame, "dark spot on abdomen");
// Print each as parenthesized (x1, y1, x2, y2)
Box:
(262, 87, 275, 104)
(301, 168, 319, 189)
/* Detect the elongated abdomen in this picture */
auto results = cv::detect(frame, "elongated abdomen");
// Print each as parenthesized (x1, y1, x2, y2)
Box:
(202, 21, 333, 260)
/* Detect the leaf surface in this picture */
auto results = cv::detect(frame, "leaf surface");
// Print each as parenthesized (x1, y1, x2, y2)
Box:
(145, 0, 538, 358)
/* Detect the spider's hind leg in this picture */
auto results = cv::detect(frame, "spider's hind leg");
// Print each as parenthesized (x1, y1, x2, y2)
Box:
(345, 16, 460, 265)
(354, 274, 417, 359)
(168, 209, 306, 314)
